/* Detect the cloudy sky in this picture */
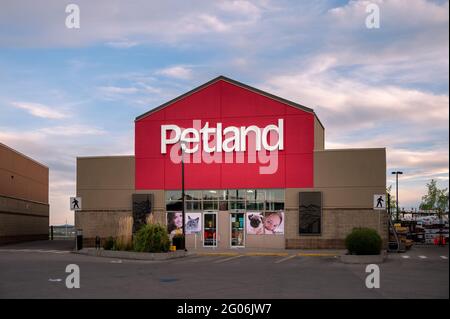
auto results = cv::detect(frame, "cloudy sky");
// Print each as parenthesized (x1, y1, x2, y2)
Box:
(0, 0, 448, 225)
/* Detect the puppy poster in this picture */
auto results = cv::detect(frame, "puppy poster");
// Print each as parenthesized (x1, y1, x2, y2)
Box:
(246, 212, 284, 235)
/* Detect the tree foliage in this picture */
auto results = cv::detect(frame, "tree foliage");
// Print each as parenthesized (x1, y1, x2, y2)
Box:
(419, 179, 449, 213)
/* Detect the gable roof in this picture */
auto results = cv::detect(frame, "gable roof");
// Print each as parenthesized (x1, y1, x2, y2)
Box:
(135, 75, 324, 128)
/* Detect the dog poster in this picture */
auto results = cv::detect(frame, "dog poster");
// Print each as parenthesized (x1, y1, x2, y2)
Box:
(246, 212, 284, 235)
(185, 213, 202, 234)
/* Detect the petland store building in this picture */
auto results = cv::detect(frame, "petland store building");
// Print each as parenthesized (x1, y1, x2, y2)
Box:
(75, 76, 388, 249)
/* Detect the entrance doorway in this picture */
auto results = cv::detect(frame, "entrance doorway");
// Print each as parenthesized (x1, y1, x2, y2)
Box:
(230, 212, 245, 247)
(203, 211, 218, 247)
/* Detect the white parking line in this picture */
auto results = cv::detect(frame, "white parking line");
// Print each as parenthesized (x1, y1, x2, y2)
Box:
(418, 255, 427, 259)
(440, 256, 448, 260)
(0, 249, 70, 254)
(110, 260, 123, 263)
(213, 255, 243, 263)
(401, 255, 410, 259)
(275, 255, 296, 264)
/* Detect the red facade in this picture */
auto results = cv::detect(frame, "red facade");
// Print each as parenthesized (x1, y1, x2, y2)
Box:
(135, 78, 314, 190)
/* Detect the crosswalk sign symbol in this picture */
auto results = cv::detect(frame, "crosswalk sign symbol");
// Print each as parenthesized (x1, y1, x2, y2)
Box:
(373, 194, 385, 210)
(70, 197, 82, 211)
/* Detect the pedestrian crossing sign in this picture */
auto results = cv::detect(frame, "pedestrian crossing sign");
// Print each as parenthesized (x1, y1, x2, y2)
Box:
(70, 197, 82, 211)
(373, 194, 386, 210)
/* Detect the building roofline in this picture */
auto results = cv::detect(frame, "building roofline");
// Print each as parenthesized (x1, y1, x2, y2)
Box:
(135, 75, 322, 125)
(0, 142, 48, 169)
(314, 148, 386, 152)
(77, 155, 134, 160)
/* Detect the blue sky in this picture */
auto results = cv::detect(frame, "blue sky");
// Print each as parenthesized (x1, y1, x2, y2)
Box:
(0, 0, 448, 225)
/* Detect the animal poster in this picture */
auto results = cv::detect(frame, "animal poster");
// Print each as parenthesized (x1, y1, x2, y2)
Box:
(246, 212, 284, 235)
(185, 213, 202, 234)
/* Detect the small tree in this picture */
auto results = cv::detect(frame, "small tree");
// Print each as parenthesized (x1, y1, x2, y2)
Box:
(133, 223, 170, 253)
(345, 228, 383, 255)
(386, 185, 396, 219)
(419, 179, 449, 213)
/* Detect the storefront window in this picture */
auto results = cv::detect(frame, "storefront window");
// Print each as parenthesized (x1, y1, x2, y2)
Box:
(229, 201, 245, 210)
(246, 189, 265, 201)
(166, 201, 183, 211)
(203, 190, 219, 200)
(166, 191, 182, 201)
(203, 200, 218, 210)
(186, 190, 202, 201)
(246, 201, 265, 211)
(165, 189, 285, 213)
(186, 201, 201, 211)
(228, 189, 245, 200)
(266, 201, 285, 211)
(266, 189, 284, 201)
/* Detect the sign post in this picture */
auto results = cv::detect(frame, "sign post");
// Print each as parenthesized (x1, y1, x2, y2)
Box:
(373, 194, 386, 234)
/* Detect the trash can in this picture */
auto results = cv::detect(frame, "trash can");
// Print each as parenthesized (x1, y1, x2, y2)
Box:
(76, 229, 83, 250)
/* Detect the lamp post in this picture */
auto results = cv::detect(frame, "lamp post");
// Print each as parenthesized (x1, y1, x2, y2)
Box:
(391, 171, 403, 222)
(181, 142, 187, 251)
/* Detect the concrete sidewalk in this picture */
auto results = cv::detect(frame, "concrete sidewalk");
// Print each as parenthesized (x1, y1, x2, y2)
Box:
(0, 239, 75, 251)
(187, 247, 346, 257)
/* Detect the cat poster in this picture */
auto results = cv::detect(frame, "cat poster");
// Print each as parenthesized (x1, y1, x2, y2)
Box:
(185, 213, 202, 234)
(246, 212, 284, 235)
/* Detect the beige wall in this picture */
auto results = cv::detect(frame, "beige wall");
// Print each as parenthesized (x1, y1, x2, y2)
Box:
(314, 116, 325, 150)
(0, 143, 49, 244)
(76, 156, 135, 210)
(284, 148, 387, 248)
(0, 143, 48, 204)
(314, 148, 386, 208)
(76, 148, 387, 249)
(76, 156, 167, 241)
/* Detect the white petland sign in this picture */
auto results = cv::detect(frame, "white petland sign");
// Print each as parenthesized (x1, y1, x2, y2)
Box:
(161, 119, 284, 154)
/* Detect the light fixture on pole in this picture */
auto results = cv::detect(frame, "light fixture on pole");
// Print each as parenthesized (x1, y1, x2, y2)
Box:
(180, 141, 187, 251)
(391, 171, 403, 222)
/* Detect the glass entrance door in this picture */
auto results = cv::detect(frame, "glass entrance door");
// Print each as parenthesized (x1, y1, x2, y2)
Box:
(203, 212, 217, 247)
(230, 212, 245, 247)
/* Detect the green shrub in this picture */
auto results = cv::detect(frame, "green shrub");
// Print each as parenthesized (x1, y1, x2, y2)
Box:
(345, 227, 382, 255)
(133, 223, 170, 253)
(103, 236, 115, 250)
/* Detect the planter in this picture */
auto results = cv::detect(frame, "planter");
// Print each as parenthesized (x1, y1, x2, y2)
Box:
(340, 251, 387, 264)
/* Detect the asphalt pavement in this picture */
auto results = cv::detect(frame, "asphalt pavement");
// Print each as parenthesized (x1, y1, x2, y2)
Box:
(0, 241, 448, 298)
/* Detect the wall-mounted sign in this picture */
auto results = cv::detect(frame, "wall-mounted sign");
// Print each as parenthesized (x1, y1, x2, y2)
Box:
(373, 194, 386, 210)
(161, 119, 284, 154)
(135, 79, 315, 190)
(70, 197, 81, 211)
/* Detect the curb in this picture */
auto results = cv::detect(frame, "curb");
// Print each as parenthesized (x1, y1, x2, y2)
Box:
(74, 248, 188, 260)
(297, 253, 337, 257)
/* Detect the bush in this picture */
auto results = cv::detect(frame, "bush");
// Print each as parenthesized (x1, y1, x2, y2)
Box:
(133, 224, 170, 253)
(345, 227, 382, 255)
(115, 236, 133, 251)
(103, 236, 115, 250)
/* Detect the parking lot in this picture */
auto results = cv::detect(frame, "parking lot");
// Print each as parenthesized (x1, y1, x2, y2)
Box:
(0, 241, 448, 299)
